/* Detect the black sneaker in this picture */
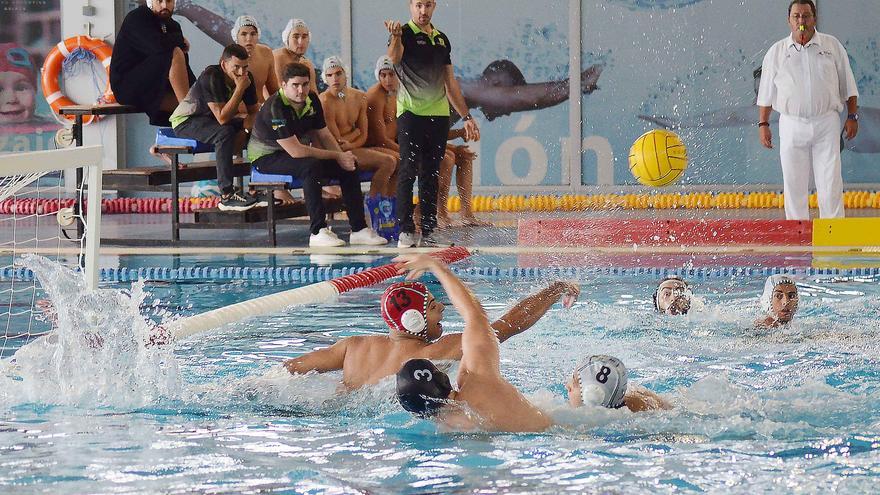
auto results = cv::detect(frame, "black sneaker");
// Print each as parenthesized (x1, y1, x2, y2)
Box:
(249, 191, 271, 208)
(218, 191, 258, 211)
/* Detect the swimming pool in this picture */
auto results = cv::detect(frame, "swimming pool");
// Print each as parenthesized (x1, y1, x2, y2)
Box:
(2, 253, 880, 493)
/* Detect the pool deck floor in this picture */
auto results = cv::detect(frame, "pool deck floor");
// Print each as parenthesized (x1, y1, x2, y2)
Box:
(2, 208, 880, 257)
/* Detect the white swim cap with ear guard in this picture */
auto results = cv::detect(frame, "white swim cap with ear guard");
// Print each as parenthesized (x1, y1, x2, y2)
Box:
(575, 355, 628, 409)
(375, 55, 394, 82)
(760, 274, 796, 313)
(321, 56, 345, 84)
(282, 18, 309, 49)
(231, 15, 261, 41)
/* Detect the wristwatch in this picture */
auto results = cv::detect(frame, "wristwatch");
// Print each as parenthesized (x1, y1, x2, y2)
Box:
(847, 113, 859, 121)
(757, 121, 770, 127)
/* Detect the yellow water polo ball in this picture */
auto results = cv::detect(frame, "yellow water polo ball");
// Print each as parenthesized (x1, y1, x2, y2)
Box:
(628, 129, 688, 187)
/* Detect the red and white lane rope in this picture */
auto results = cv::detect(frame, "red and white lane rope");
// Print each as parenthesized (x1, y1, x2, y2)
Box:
(170, 247, 471, 340)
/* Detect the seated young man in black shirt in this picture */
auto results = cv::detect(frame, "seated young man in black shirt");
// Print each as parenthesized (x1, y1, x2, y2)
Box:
(247, 62, 387, 247)
(170, 43, 259, 211)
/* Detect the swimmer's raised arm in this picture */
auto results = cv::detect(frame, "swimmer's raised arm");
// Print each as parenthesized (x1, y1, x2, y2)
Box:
(394, 254, 495, 374)
(283, 338, 350, 375)
(492, 281, 579, 343)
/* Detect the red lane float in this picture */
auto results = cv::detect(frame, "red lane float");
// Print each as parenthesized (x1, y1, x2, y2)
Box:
(0, 197, 221, 215)
(517, 219, 813, 247)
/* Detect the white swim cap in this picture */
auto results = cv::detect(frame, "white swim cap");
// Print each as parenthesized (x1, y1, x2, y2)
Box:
(575, 355, 628, 409)
(760, 274, 796, 313)
(231, 15, 261, 41)
(282, 19, 309, 49)
(321, 55, 345, 84)
(375, 55, 394, 82)
(653, 276, 692, 314)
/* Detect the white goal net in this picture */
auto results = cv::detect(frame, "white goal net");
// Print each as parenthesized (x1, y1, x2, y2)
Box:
(0, 145, 102, 358)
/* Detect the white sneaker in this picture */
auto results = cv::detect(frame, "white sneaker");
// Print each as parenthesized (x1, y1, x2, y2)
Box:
(397, 232, 419, 248)
(349, 228, 388, 246)
(309, 227, 345, 247)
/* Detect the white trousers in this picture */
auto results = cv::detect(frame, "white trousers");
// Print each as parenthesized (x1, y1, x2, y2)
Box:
(778, 111, 844, 220)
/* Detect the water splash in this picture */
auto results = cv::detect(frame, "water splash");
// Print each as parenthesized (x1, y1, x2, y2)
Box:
(0, 255, 183, 409)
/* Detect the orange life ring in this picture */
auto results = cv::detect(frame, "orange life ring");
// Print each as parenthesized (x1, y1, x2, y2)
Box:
(41, 36, 116, 125)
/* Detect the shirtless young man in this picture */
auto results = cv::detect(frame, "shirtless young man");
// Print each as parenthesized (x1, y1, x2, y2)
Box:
(284, 274, 579, 391)
(273, 19, 317, 94)
(366, 55, 483, 228)
(231, 15, 279, 105)
(319, 56, 397, 198)
(393, 254, 554, 432)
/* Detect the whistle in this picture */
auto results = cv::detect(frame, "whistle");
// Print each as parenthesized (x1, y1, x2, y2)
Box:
(799, 24, 806, 32)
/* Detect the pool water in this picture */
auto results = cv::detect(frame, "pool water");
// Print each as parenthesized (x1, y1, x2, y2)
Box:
(2, 254, 880, 493)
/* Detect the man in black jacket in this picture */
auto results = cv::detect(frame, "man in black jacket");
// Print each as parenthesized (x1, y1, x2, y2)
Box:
(110, 0, 195, 126)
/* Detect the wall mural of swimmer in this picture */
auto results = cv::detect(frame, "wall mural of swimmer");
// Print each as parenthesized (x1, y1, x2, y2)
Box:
(583, 0, 880, 185)
(0, 1, 62, 154)
(639, 67, 880, 156)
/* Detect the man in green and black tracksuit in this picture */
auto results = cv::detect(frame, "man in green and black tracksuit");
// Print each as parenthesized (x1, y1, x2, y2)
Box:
(385, 0, 480, 248)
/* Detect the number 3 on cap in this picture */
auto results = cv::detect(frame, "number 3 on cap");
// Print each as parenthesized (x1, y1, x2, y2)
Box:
(413, 369, 433, 381)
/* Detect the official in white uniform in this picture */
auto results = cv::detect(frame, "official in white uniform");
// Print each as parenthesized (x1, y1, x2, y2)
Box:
(757, 0, 859, 220)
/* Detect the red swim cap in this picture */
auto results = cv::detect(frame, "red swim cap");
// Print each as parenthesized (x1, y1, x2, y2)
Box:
(0, 43, 36, 81)
(381, 281, 429, 336)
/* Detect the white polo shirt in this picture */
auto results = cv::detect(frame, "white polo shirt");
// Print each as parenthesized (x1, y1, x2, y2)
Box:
(757, 31, 859, 118)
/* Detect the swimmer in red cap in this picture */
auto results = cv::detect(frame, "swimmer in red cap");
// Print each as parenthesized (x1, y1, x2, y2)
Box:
(284, 275, 579, 390)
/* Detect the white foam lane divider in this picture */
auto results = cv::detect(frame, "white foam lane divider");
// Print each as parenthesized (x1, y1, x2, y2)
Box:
(170, 247, 471, 341)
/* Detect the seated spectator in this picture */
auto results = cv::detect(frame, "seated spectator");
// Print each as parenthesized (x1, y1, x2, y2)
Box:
(230, 15, 279, 105)
(319, 56, 397, 199)
(170, 43, 259, 211)
(437, 129, 488, 228)
(110, 0, 195, 127)
(273, 19, 317, 94)
(246, 62, 388, 247)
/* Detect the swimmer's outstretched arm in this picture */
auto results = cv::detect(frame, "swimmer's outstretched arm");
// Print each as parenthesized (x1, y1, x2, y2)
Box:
(283, 339, 350, 375)
(623, 387, 671, 412)
(637, 104, 769, 130)
(173, 0, 233, 48)
(394, 254, 497, 375)
(459, 64, 602, 114)
(492, 281, 579, 343)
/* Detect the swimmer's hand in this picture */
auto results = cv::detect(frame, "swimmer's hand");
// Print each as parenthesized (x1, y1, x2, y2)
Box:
(393, 253, 442, 280)
(463, 118, 480, 142)
(551, 281, 580, 308)
(385, 20, 403, 37)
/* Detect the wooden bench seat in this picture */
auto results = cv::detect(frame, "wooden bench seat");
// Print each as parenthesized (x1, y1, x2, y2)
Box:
(102, 159, 250, 191)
